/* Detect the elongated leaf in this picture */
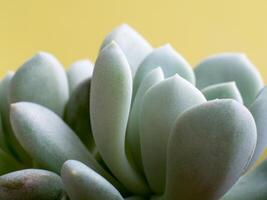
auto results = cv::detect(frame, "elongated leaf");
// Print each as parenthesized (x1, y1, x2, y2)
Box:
(127, 67, 164, 171)
(194, 53, 263, 106)
(61, 160, 123, 200)
(140, 74, 206, 194)
(221, 159, 267, 200)
(10, 102, 125, 192)
(9, 52, 69, 117)
(164, 99, 257, 200)
(201, 82, 243, 103)
(67, 59, 94, 94)
(0, 73, 31, 164)
(248, 86, 267, 168)
(133, 44, 195, 96)
(91, 42, 149, 194)
(64, 79, 95, 152)
(0, 169, 63, 200)
(100, 24, 152, 76)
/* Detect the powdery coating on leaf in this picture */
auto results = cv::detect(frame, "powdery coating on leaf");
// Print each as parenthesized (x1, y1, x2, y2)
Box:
(201, 82, 243, 103)
(90, 42, 150, 194)
(0, 169, 63, 200)
(140, 74, 206, 194)
(164, 99, 257, 200)
(195, 53, 263, 106)
(9, 102, 124, 192)
(100, 24, 153, 76)
(9, 52, 69, 117)
(127, 67, 164, 172)
(67, 59, 94, 95)
(133, 44, 195, 96)
(61, 160, 123, 200)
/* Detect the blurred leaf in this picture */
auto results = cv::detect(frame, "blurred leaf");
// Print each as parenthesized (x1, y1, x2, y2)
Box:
(61, 160, 124, 200)
(0, 169, 63, 200)
(100, 24, 152, 76)
(0, 148, 24, 175)
(9, 52, 69, 117)
(133, 44, 195, 96)
(194, 53, 263, 106)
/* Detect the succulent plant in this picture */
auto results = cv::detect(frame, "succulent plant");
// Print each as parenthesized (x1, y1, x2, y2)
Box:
(0, 24, 266, 200)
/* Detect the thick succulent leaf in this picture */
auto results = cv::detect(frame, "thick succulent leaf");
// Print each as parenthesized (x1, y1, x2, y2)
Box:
(0, 114, 9, 153)
(61, 160, 124, 200)
(0, 72, 31, 164)
(221, 159, 267, 200)
(140, 74, 206, 194)
(91, 42, 149, 194)
(0, 148, 24, 175)
(164, 99, 257, 200)
(248, 86, 267, 168)
(127, 67, 164, 171)
(67, 59, 94, 94)
(201, 82, 243, 103)
(100, 24, 152, 76)
(194, 53, 264, 106)
(9, 52, 69, 117)
(133, 44, 195, 96)
(0, 169, 63, 200)
(64, 78, 95, 152)
(10, 102, 125, 192)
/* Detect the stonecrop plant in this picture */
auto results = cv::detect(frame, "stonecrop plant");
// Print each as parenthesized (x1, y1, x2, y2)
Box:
(0, 24, 266, 200)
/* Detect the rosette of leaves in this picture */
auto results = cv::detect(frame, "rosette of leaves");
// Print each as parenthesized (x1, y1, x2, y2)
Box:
(0, 24, 266, 200)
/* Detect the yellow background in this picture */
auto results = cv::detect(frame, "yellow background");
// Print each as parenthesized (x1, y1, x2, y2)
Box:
(1, 0, 267, 162)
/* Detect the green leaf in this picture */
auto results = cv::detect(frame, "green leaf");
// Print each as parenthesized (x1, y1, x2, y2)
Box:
(248, 86, 267, 168)
(10, 102, 125, 193)
(64, 78, 95, 152)
(194, 53, 263, 106)
(0, 73, 31, 164)
(127, 67, 164, 171)
(91, 42, 150, 194)
(164, 99, 257, 200)
(9, 52, 69, 117)
(0, 169, 63, 200)
(100, 24, 152, 76)
(61, 160, 124, 200)
(67, 59, 94, 95)
(0, 148, 24, 175)
(221, 159, 267, 200)
(201, 82, 243, 103)
(0, 113, 9, 153)
(140, 74, 206, 194)
(133, 44, 195, 96)
(125, 197, 147, 200)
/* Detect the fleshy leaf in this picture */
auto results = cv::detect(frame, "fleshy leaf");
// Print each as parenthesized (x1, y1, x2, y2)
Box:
(125, 197, 146, 200)
(61, 160, 123, 200)
(164, 99, 257, 200)
(248, 86, 267, 168)
(67, 59, 94, 94)
(0, 169, 63, 200)
(100, 24, 152, 76)
(90, 42, 149, 194)
(0, 114, 9, 153)
(201, 82, 243, 103)
(221, 159, 267, 200)
(140, 74, 206, 194)
(133, 44, 195, 96)
(0, 72, 31, 164)
(64, 79, 95, 152)
(10, 102, 125, 192)
(194, 53, 264, 106)
(9, 52, 69, 117)
(127, 67, 164, 171)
